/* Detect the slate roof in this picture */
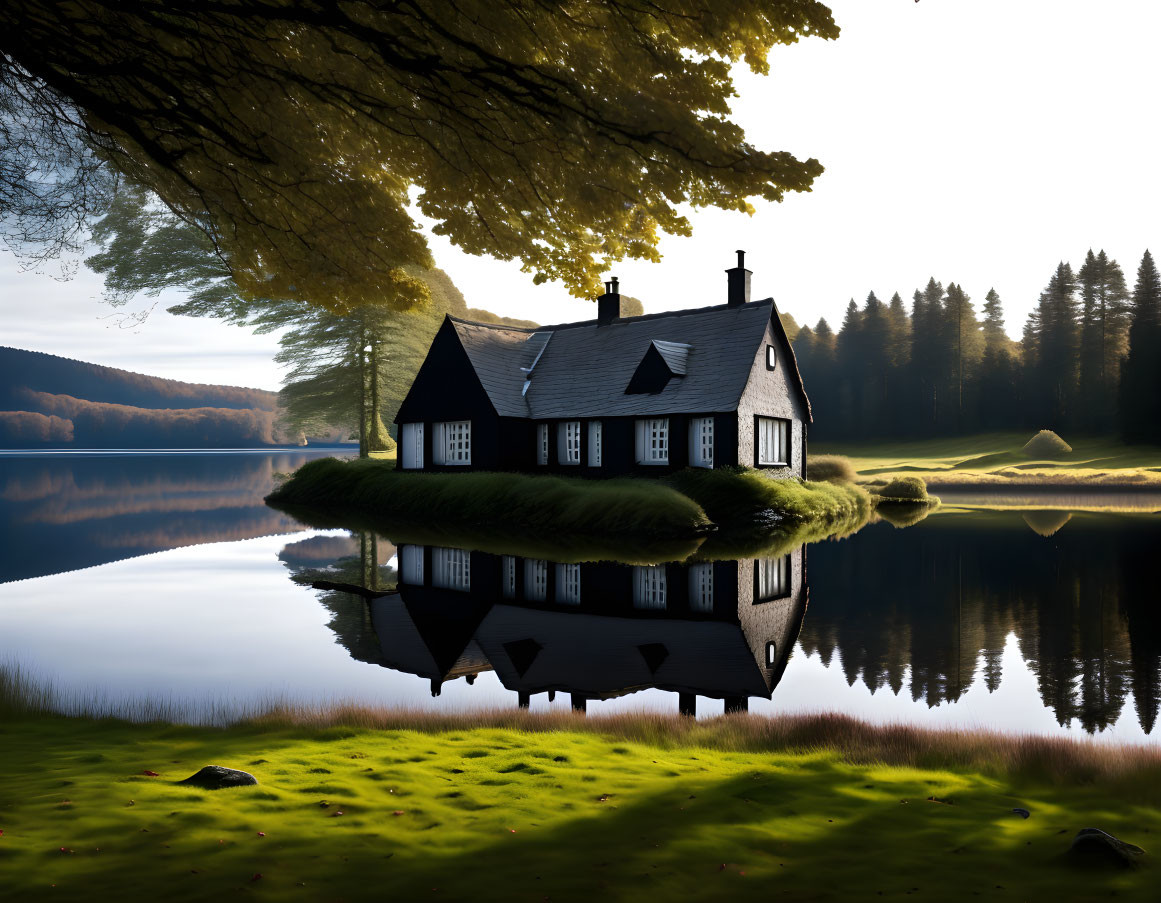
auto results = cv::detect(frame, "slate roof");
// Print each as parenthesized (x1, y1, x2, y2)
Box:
(446, 298, 811, 420)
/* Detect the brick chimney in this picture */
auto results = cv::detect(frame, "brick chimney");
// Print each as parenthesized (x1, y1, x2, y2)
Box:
(726, 250, 751, 307)
(597, 276, 621, 325)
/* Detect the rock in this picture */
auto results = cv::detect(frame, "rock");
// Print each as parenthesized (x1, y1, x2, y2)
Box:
(1066, 828, 1145, 869)
(177, 765, 258, 790)
(1012, 808, 1030, 819)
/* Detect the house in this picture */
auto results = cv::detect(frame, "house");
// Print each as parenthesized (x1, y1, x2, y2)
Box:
(394, 252, 811, 477)
(353, 538, 809, 715)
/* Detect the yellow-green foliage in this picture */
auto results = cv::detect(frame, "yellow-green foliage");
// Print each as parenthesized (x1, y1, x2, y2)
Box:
(269, 457, 711, 538)
(877, 475, 929, 501)
(2, 710, 1160, 903)
(1022, 429, 1073, 458)
(666, 467, 871, 526)
(806, 454, 857, 483)
(818, 432, 1161, 489)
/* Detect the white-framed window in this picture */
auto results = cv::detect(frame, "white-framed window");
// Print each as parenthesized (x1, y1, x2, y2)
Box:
(689, 563, 714, 613)
(766, 344, 778, 370)
(555, 563, 581, 604)
(399, 544, 424, 585)
(525, 559, 548, 601)
(757, 417, 790, 466)
(689, 417, 714, 469)
(432, 547, 471, 591)
(502, 555, 517, 599)
(558, 421, 581, 465)
(537, 423, 549, 465)
(588, 421, 602, 467)
(633, 565, 667, 610)
(433, 420, 471, 466)
(634, 417, 669, 465)
(765, 641, 778, 667)
(756, 555, 790, 601)
(400, 422, 424, 469)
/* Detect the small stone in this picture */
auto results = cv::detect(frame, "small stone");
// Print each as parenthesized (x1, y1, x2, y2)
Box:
(1067, 828, 1145, 869)
(1013, 808, 1031, 819)
(177, 766, 257, 790)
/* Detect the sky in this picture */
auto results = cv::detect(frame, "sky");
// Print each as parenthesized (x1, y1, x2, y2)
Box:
(3, 0, 1160, 390)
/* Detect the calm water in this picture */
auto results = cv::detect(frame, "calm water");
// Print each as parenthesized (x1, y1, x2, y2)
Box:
(1, 451, 1159, 742)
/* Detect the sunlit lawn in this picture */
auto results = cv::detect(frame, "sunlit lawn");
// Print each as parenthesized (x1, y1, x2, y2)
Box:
(1, 713, 1158, 902)
(818, 432, 1161, 489)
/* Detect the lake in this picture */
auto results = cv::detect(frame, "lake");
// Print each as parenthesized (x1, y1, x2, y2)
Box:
(1, 450, 1158, 743)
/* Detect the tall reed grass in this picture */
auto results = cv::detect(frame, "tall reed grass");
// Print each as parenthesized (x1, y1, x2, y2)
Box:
(5, 664, 1156, 789)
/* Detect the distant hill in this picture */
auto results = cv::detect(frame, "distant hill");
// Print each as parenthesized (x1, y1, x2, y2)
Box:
(0, 347, 309, 448)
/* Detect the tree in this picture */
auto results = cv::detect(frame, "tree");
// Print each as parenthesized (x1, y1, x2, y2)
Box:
(1, 1, 839, 312)
(1077, 249, 1130, 431)
(1027, 262, 1078, 427)
(0, 67, 114, 273)
(1120, 250, 1161, 443)
(978, 288, 1019, 429)
(910, 278, 945, 429)
(84, 181, 474, 456)
(941, 283, 982, 431)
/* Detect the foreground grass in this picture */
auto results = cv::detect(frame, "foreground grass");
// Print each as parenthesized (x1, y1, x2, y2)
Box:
(819, 432, 1161, 490)
(1, 708, 1158, 902)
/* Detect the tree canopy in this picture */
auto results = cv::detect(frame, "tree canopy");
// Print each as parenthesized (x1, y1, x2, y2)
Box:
(1, 1, 838, 312)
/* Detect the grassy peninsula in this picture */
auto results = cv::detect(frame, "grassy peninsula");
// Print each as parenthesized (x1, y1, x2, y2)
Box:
(267, 457, 871, 543)
(3, 696, 1158, 902)
(820, 433, 1161, 491)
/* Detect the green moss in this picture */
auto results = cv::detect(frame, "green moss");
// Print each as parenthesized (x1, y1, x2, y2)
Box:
(877, 475, 930, 501)
(2, 711, 1159, 902)
(665, 466, 872, 526)
(269, 457, 711, 540)
(268, 460, 873, 550)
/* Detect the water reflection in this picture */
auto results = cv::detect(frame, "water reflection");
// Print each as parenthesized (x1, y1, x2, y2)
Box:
(802, 511, 1161, 735)
(284, 509, 1161, 736)
(0, 450, 344, 583)
(284, 537, 808, 716)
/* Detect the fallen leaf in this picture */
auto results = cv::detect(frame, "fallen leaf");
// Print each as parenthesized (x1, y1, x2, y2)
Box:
(142, 771, 159, 777)
(257, 832, 266, 837)
(392, 810, 405, 816)
(251, 873, 262, 882)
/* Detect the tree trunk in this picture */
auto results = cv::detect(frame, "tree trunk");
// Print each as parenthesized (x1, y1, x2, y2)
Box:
(357, 331, 369, 458)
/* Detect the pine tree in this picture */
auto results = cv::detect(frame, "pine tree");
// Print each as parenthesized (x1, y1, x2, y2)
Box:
(910, 278, 945, 429)
(1120, 250, 1161, 442)
(1077, 249, 1130, 430)
(979, 288, 1018, 429)
(1029, 262, 1079, 427)
(941, 283, 983, 431)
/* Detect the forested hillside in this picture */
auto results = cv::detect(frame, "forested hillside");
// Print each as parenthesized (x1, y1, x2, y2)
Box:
(792, 248, 1161, 442)
(0, 347, 289, 447)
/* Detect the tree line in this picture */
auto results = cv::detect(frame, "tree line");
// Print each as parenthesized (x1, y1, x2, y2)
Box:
(792, 249, 1161, 442)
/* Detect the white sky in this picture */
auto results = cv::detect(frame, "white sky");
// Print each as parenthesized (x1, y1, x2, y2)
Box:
(3, 0, 1160, 390)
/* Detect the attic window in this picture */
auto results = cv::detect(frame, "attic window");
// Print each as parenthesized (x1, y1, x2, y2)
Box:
(766, 344, 777, 370)
(626, 340, 692, 395)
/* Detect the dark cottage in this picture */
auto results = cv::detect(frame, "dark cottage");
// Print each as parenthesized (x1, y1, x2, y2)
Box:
(394, 252, 812, 477)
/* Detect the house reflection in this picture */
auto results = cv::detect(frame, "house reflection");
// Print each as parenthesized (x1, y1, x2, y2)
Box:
(367, 544, 808, 715)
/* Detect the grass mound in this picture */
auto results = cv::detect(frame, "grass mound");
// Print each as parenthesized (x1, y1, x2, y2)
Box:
(1022, 510, 1072, 537)
(665, 466, 871, 526)
(1022, 429, 1073, 458)
(875, 502, 933, 529)
(269, 457, 711, 539)
(877, 475, 930, 501)
(806, 453, 857, 483)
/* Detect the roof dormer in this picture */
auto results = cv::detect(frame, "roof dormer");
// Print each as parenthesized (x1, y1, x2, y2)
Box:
(625, 339, 692, 395)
